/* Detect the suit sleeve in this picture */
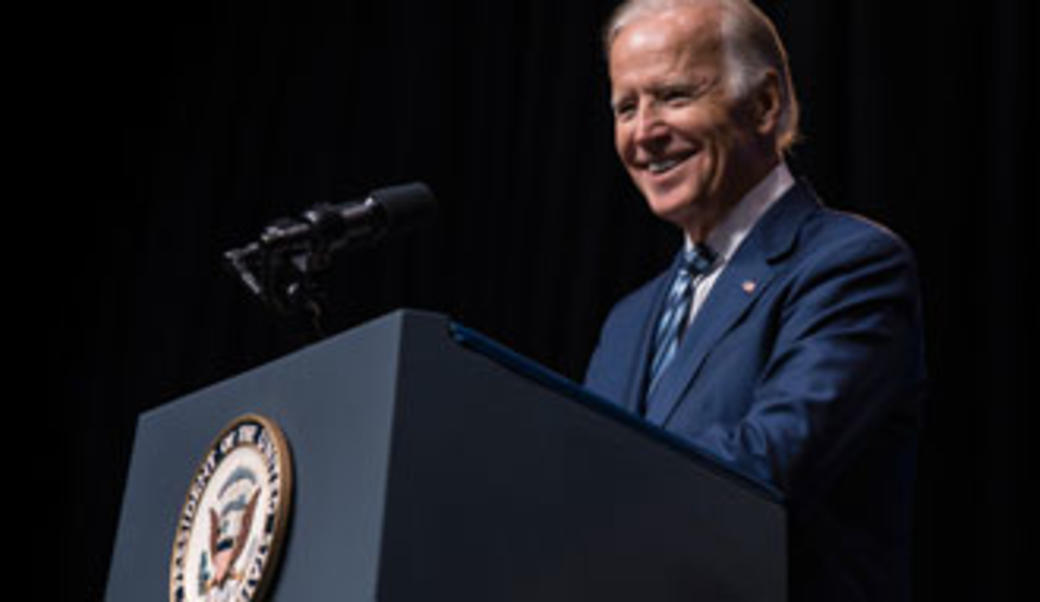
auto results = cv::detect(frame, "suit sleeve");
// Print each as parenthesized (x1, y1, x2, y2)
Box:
(685, 228, 926, 496)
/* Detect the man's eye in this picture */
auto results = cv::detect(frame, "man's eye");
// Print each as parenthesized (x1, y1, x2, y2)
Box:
(664, 89, 691, 103)
(614, 103, 636, 119)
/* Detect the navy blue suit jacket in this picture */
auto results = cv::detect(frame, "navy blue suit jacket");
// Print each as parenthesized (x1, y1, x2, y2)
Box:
(585, 182, 926, 601)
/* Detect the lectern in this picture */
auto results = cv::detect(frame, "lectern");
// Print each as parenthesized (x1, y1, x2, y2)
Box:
(106, 309, 786, 601)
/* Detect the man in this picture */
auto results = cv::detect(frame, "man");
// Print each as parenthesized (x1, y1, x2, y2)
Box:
(584, 1, 926, 600)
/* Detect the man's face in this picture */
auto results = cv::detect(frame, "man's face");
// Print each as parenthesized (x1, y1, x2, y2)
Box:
(609, 7, 764, 236)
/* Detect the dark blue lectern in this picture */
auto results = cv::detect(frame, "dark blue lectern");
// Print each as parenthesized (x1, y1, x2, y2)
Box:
(106, 310, 786, 601)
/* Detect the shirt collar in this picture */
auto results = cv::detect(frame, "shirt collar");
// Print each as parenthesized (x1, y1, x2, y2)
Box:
(685, 161, 795, 264)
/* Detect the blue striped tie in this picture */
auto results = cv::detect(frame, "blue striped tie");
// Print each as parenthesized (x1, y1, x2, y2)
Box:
(647, 243, 717, 394)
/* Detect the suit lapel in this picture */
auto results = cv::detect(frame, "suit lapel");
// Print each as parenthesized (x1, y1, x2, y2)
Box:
(619, 253, 683, 414)
(644, 182, 821, 426)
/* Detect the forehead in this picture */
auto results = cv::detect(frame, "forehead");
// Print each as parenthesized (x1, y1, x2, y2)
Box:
(608, 6, 725, 86)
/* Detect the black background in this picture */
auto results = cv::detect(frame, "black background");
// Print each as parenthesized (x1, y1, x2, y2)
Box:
(55, 1, 1034, 599)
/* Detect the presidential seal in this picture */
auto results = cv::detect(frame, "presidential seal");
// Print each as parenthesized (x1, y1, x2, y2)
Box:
(170, 414, 293, 602)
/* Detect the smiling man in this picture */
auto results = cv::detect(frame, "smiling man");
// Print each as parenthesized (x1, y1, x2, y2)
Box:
(608, 0, 789, 241)
(584, 1, 926, 600)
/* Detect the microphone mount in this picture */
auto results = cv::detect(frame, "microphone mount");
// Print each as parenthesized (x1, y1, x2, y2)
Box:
(223, 182, 436, 336)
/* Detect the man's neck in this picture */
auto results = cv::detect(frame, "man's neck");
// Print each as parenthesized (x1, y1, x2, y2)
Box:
(683, 156, 781, 243)
(684, 160, 794, 256)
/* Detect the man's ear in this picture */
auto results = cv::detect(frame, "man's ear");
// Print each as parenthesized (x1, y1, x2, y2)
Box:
(751, 70, 783, 137)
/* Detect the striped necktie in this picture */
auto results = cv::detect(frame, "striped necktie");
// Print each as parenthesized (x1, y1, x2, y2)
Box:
(646, 243, 717, 394)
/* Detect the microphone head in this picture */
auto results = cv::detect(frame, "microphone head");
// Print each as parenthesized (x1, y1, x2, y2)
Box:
(370, 182, 437, 233)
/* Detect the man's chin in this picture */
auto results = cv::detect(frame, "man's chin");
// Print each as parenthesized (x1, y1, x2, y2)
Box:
(646, 194, 724, 238)
(646, 195, 699, 223)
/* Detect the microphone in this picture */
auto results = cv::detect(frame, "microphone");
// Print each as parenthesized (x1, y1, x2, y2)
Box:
(222, 181, 437, 324)
(259, 181, 437, 253)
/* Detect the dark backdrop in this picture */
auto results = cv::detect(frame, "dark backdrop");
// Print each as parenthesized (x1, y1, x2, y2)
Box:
(56, 0, 1035, 599)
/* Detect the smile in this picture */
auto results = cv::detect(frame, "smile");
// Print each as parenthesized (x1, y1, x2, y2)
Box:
(646, 151, 696, 175)
(648, 159, 680, 173)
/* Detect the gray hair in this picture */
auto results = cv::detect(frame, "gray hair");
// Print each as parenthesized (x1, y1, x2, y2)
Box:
(604, 0, 800, 152)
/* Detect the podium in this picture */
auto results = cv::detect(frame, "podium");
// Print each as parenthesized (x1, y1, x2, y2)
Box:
(106, 310, 786, 601)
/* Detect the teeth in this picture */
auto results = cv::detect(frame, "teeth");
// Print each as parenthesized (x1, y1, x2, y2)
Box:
(648, 159, 679, 173)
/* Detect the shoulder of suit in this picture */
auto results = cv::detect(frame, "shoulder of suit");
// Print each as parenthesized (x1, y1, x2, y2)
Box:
(773, 208, 922, 300)
(800, 204, 915, 259)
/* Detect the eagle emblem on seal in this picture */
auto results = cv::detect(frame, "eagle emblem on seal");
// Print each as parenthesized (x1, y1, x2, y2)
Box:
(170, 414, 292, 602)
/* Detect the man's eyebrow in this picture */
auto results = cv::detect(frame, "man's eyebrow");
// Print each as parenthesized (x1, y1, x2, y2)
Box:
(652, 82, 695, 93)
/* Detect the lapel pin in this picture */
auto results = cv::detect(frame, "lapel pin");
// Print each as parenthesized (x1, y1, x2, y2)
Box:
(742, 280, 757, 294)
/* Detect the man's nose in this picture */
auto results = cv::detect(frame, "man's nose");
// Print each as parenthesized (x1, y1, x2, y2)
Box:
(633, 103, 668, 148)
